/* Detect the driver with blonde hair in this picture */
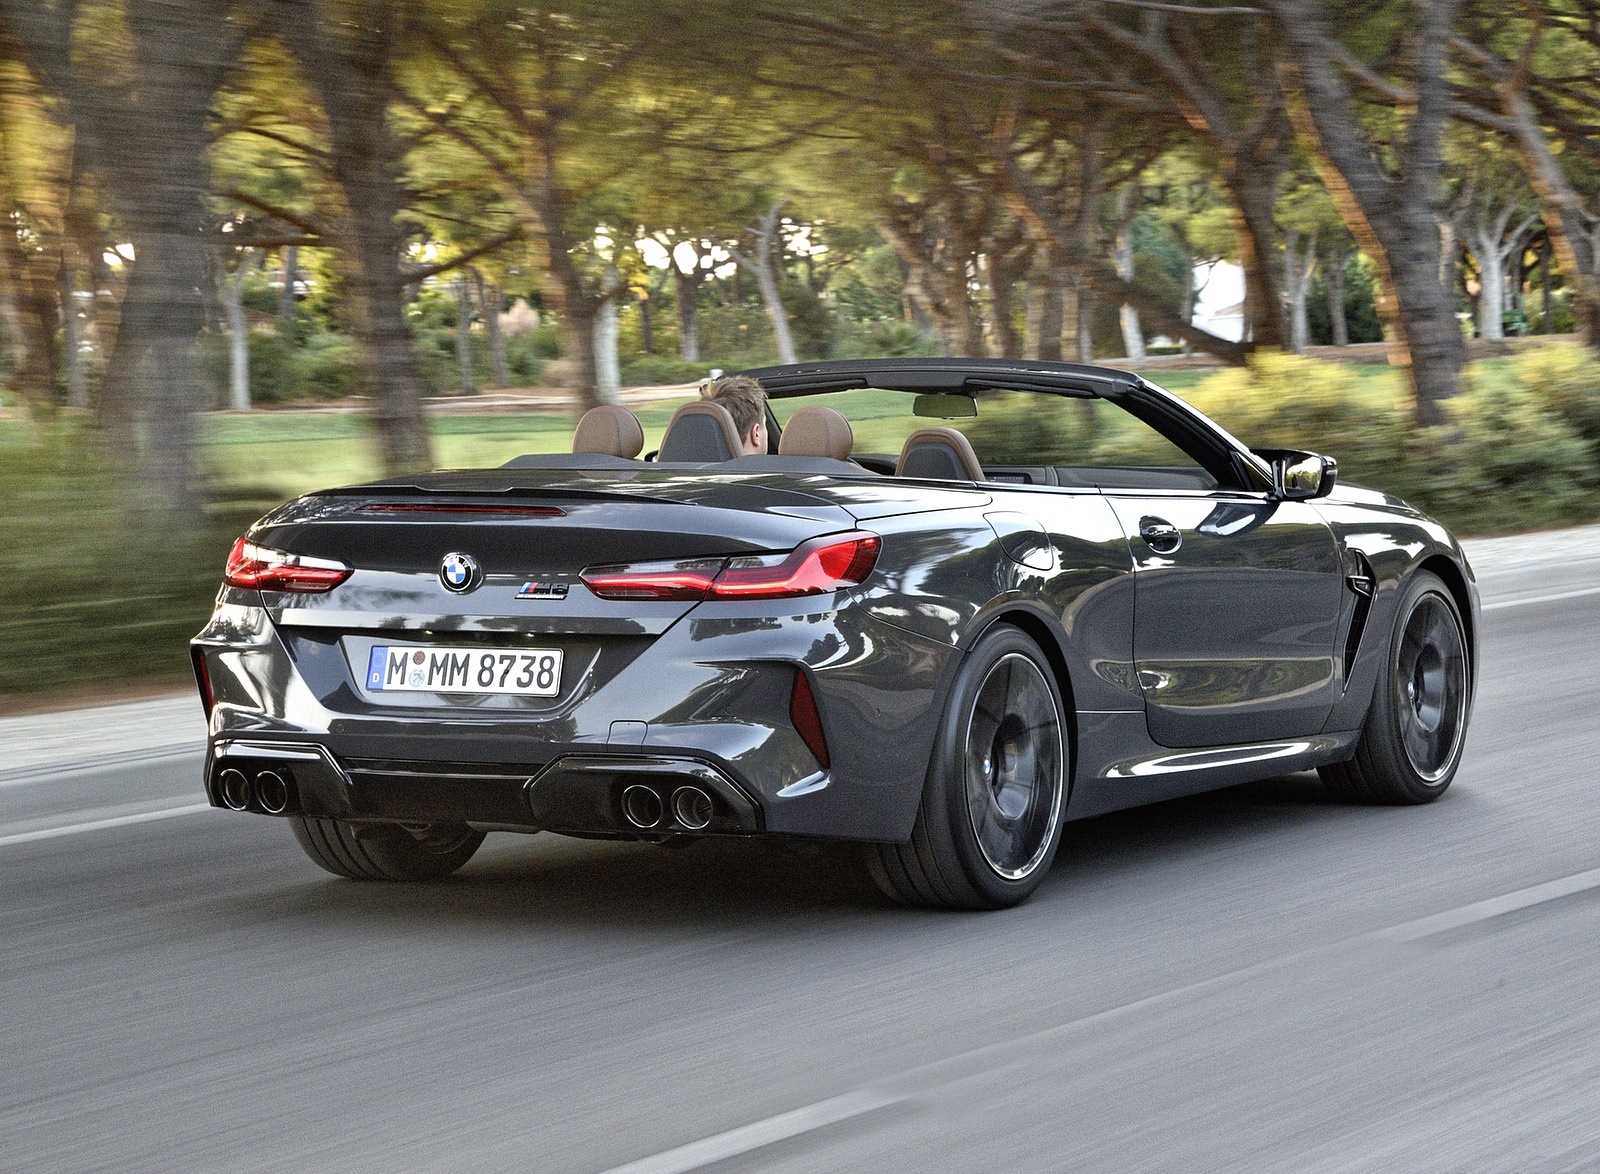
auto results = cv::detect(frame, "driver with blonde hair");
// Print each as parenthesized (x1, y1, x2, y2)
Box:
(701, 374, 769, 455)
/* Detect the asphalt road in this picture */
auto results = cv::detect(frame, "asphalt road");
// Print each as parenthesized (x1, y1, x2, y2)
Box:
(3, 533, 1599, 1173)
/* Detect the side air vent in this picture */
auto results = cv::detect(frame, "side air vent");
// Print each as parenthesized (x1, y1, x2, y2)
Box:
(1341, 551, 1376, 687)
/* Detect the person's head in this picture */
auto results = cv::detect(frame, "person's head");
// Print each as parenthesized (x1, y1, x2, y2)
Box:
(701, 375, 768, 455)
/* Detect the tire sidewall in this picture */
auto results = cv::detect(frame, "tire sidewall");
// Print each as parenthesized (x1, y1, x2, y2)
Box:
(925, 625, 1069, 907)
(1369, 571, 1470, 801)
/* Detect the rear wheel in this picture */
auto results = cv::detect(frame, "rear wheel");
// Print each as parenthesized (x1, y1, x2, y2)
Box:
(1321, 570, 1470, 804)
(290, 816, 485, 880)
(865, 626, 1068, 910)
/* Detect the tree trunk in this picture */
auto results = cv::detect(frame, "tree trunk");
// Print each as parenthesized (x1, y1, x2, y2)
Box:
(453, 275, 474, 392)
(1538, 234, 1554, 334)
(278, 243, 298, 331)
(732, 203, 798, 366)
(1498, 90, 1600, 349)
(595, 264, 620, 404)
(1470, 229, 1505, 341)
(673, 265, 702, 362)
(638, 293, 654, 356)
(1221, 152, 1291, 352)
(61, 254, 86, 408)
(1326, 248, 1350, 346)
(224, 248, 262, 411)
(285, 0, 433, 471)
(472, 269, 508, 387)
(1024, 245, 1064, 362)
(1114, 187, 1146, 363)
(1283, 229, 1317, 354)
(1275, 0, 1467, 426)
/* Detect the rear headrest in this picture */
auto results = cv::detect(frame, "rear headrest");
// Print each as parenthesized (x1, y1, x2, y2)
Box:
(778, 406, 853, 461)
(658, 400, 743, 462)
(896, 426, 985, 481)
(572, 405, 644, 458)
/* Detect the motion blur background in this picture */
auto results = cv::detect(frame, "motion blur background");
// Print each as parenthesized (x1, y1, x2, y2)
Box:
(0, 0, 1597, 701)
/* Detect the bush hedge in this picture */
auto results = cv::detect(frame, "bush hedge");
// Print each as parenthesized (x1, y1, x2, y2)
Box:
(1177, 347, 1600, 535)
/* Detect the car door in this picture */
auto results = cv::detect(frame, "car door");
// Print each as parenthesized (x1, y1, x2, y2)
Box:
(1100, 491, 1345, 747)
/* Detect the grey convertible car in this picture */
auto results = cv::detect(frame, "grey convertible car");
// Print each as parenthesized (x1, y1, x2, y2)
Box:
(191, 359, 1477, 909)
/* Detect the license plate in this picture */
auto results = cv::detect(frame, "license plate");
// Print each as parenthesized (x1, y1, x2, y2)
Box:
(367, 645, 564, 696)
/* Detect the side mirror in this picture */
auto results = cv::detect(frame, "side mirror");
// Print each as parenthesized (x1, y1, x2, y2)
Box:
(1256, 448, 1337, 500)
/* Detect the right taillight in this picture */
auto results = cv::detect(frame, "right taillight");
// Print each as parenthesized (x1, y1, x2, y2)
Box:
(224, 537, 352, 593)
(581, 533, 880, 603)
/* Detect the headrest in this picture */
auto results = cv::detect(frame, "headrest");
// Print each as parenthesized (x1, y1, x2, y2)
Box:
(658, 400, 743, 462)
(896, 426, 985, 481)
(778, 406, 853, 461)
(572, 405, 644, 458)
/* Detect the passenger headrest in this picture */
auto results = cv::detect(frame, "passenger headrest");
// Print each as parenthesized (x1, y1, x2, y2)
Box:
(572, 405, 644, 458)
(778, 406, 853, 461)
(658, 400, 743, 462)
(896, 426, 985, 481)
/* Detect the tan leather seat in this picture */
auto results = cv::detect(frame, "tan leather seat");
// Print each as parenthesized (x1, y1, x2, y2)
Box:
(777, 406, 853, 460)
(572, 405, 644, 458)
(896, 426, 985, 481)
(658, 400, 744, 462)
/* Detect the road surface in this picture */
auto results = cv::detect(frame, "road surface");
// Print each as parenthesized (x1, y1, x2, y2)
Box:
(2, 526, 1598, 1173)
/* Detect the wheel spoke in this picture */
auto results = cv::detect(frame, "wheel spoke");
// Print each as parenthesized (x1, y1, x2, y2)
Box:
(963, 652, 1063, 880)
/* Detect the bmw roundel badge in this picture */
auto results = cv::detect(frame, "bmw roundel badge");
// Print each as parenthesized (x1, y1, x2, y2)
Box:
(439, 552, 481, 593)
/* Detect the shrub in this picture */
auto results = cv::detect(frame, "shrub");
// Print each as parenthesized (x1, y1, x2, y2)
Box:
(0, 428, 255, 694)
(1178, 352, 1415, 495)
(620, 354, 715, 385)
(1417, 377, 1600, 533)
(1510, 342, 1600, 455)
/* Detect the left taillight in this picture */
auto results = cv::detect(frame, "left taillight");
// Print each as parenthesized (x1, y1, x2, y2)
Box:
(581, 532, 881, 603)
(224, 537, 352, 594)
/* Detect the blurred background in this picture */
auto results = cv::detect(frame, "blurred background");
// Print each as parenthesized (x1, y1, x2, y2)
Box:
(1, 0, 1598, 703)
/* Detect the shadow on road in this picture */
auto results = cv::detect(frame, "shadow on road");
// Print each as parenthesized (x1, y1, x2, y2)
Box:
(237, 770, 1422, 933)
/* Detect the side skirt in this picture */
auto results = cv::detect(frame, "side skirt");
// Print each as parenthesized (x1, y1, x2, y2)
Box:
(1068, 713, 1359, 820)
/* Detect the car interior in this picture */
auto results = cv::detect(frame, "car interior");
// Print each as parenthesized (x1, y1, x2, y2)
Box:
(503, 387, 1227, 493)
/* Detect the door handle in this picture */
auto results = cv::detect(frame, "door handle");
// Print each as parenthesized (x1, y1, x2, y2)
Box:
(1138, 517, 1182, 554)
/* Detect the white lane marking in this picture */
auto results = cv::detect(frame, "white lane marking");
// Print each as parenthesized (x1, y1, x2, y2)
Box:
(0, 803, 214, 848)
(1483, 585, 1600, 611)
(597, 861, 1600, 1174)
(596, 1090, 903, 1174)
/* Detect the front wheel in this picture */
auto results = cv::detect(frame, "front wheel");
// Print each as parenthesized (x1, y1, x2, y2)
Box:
(1321, 570, 1471, 804)
(865, 626, 1068, 910)
(290, 816, 485, 880)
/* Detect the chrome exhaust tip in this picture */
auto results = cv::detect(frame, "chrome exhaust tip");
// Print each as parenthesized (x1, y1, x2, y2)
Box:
(255, 770, 290, 815)
(671, 786, 714, 831)
(621, 784, 664, 829)
(219, 768, 252, 812)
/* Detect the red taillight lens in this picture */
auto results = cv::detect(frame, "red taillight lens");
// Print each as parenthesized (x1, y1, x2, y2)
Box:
(581, 533, 880, 603)
(224, 537, 352, 594)
(711, 533, 881, 600)
(579, 558, 723, 600)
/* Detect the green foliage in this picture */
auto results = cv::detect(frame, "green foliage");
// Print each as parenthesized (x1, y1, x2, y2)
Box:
(1306, 255, 1384, 345)
(199, 329, 362, 405)
(620, 354, 712, 385)
(0, 428, 255, 695)
(1509, 343, 1600, 456)
(1177, 350, 1600, 534)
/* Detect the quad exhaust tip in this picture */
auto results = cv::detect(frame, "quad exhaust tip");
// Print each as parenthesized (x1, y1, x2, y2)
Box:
(671, 786, 714, 831)
(621, 784, 665, 829)
(219, 768, 252, 811)
(255, 770, 290, 815)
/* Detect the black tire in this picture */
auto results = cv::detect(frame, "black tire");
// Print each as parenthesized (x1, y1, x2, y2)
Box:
(865, 626, 1069, 910)
(289, 816, 485, 881)
(1321, 570, 1471, 804)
